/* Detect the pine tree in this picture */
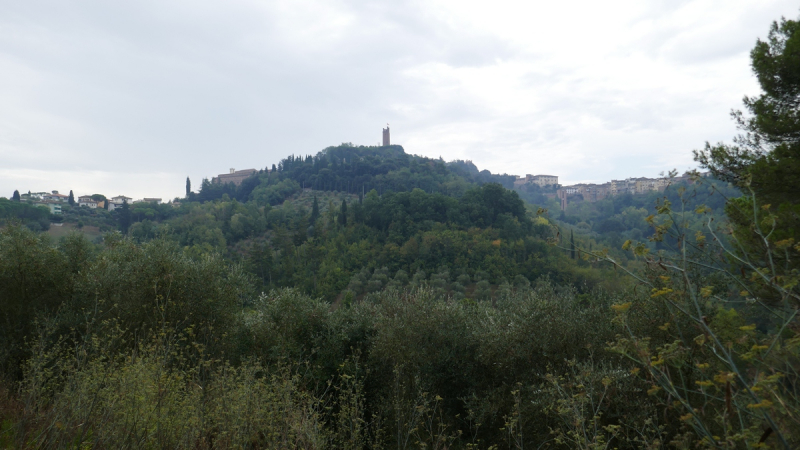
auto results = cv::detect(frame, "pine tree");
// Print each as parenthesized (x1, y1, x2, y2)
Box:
(186, 177, 191, 197)
(68, 190, 75, 206)
(695, 16, 800, 297)
(12, 190, 20, 202)
(339, 199, 347, 227)
(696, 17, 800, 205)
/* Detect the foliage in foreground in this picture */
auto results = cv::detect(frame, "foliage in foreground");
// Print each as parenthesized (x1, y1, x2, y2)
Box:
(0, 224, 663, 448)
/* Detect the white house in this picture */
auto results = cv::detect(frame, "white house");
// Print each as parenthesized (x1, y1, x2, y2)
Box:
(78, 195, 98, 209)
(108, 195, 133, 211)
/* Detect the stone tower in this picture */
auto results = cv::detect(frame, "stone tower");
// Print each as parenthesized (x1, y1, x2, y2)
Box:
(382, 125, 390, 146)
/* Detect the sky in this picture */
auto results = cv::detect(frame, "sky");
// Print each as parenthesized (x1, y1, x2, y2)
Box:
(1, 0, 798, 200)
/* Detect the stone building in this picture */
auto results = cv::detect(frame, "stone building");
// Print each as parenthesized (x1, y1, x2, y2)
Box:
(212, 168, 257, 186)
(530, 174, 558, 187)
(513, 174, 559, 188)
(382, 126, 390, 146)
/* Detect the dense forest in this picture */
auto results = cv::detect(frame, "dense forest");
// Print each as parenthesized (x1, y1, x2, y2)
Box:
(1, 15, 800, 449)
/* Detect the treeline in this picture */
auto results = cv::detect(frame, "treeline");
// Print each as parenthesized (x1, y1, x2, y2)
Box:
(190, 144, 517, 205)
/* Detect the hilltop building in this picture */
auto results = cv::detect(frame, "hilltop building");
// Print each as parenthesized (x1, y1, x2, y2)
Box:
(212, 168, 257, 186)
(78, 195, 98, 209)
(513, 174, 559, 188)
(382, 126, 390, 146)
(108, 195, 133, 211)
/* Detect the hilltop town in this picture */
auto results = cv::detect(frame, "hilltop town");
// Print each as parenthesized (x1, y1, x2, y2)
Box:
(511, 171, 702, 210)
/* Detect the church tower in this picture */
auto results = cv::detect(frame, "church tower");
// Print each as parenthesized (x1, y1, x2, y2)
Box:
(382, 125, 390, 146)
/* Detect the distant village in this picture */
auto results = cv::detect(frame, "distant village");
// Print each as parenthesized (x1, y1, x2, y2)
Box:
(19, 191, 169, 216)
(12, 167, 265, 220)
(512, 171, 701, 210)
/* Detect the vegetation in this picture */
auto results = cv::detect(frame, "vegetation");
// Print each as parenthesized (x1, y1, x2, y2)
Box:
(0, 198, 51, 232)
(0, 13, 799, 449)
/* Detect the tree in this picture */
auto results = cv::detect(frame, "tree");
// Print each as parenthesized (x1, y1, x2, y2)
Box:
(11, 190, 20, 202)
(247, 240, 274, 286)
(570, 229, 576, 260)
(338, 199, 347, 227)
(310, 195, 320, 224)
(695, 16, 800, 204)
(694, 15, 800, 300)
(118, 200, 132, 233)
(186, 177, 191, 197)
(601, 183, 800, 448)
(68, 190, 75, 206)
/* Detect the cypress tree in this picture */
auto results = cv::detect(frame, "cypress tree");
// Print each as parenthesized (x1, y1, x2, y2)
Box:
(119, 200, 132, 233)
(310, 195, 320, 224)
(68, 190, 75, 206)
(339, 199, 347, 227)
(185, 177, 191, 197)
(12, 190, 20, 202)
(570, 230, 576, 260)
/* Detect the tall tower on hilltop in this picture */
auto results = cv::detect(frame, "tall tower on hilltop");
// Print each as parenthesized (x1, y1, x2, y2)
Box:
(382, 124, 390, 146)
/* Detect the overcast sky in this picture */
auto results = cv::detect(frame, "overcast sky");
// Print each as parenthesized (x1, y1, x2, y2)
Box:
(1, 1, 798, 200)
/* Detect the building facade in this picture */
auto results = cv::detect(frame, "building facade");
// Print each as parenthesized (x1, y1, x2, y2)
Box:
(109, 195, 133, 211)
(556, 175, 683, 210)
(211, 168, 258, 186)
(513, 174, 560, 188)
(78, 195, 98, 209)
